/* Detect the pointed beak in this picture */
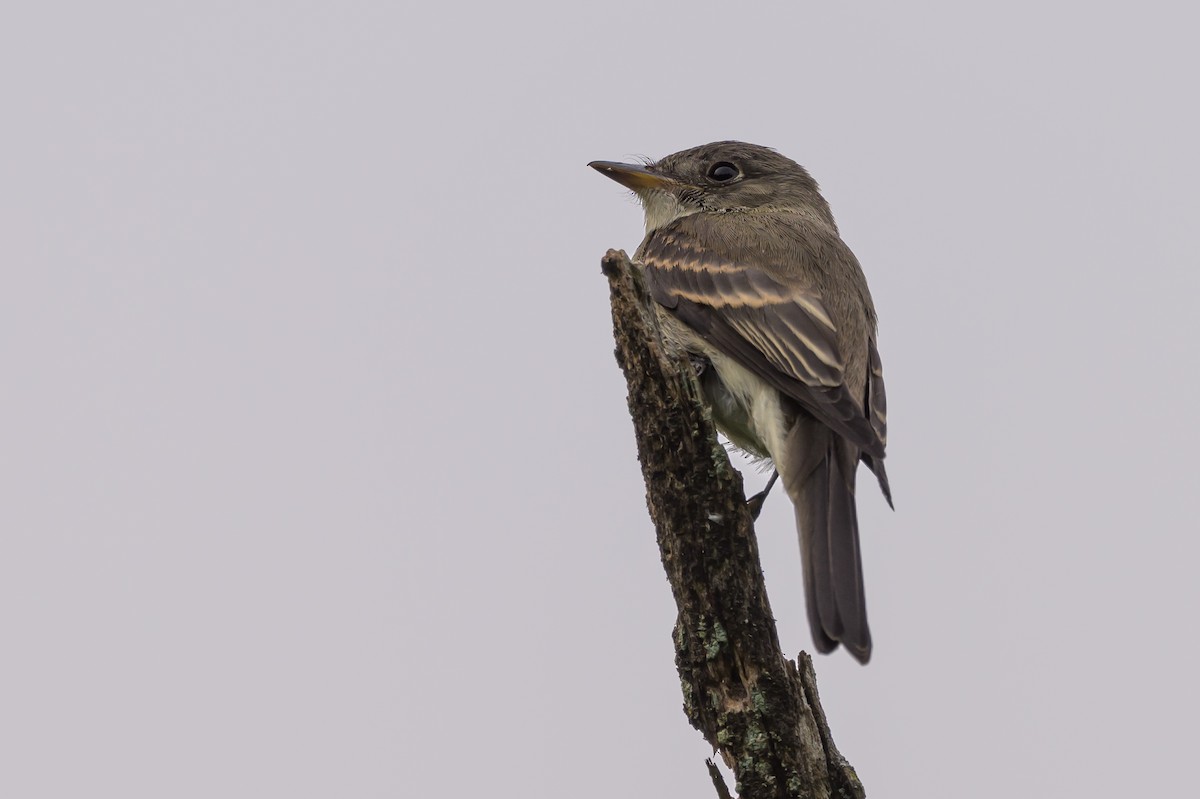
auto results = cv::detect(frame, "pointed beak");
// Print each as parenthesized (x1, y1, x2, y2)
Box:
(588, 160, 675, 192)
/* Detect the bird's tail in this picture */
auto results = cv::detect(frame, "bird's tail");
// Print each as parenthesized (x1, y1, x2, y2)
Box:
(782, 416, 872, 664)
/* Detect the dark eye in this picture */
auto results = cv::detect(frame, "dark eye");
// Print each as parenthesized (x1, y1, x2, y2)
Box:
(707, 162, 739, 182)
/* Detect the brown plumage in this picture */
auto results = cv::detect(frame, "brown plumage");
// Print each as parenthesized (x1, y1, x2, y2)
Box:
(591, 142, 891, 663)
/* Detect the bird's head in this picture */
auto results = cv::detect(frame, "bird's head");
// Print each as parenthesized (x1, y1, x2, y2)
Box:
(589, 141, 832, 233)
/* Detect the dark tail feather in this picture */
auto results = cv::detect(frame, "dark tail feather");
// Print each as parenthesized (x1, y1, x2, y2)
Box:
(796, 444, 838, 655)
(785, 418, 872, 664)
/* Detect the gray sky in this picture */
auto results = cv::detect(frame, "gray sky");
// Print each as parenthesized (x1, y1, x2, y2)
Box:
(2, 2, 1197, 796)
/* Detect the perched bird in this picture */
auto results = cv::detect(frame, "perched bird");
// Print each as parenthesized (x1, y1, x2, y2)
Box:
(590, 142, 891, 663)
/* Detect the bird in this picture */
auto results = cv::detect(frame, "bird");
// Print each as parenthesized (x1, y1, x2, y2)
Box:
(589, 142, 891, 663)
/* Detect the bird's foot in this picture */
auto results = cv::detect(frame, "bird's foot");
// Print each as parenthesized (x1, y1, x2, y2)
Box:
(746, 470, 780, 521)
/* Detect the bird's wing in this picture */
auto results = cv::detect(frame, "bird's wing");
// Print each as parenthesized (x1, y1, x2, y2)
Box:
(866, 336, 887, 449)
(861, 336, 893, 506)
(640, 216, 885, 459)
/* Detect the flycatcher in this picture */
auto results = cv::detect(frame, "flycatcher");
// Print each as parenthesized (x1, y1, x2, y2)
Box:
(590, 142, 891, 663)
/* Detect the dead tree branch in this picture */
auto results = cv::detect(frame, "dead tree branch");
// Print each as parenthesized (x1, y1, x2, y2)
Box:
(602, 249, 865, 799)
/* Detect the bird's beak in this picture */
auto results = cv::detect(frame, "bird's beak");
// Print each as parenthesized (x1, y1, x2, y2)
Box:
(588, 160, 675, 192)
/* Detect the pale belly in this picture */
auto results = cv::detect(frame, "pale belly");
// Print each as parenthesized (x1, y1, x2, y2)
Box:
(656, 308, 789, 467)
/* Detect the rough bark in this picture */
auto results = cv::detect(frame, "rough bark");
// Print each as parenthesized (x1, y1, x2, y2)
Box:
(601, 249, 865, 799)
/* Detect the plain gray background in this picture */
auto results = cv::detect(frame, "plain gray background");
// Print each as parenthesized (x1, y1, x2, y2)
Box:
(2, 2, 1197, 796)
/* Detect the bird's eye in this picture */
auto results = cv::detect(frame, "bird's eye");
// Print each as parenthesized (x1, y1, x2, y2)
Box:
(707, 162, 739, 182)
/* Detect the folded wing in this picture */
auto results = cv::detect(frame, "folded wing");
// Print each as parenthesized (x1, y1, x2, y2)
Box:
(639, 219, 886, 461)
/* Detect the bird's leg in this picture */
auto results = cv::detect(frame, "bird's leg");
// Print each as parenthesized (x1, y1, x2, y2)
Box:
(746, 470, 779, 521)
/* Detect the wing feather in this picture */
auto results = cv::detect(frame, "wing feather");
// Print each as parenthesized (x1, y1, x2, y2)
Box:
(640, 215, 886, 459)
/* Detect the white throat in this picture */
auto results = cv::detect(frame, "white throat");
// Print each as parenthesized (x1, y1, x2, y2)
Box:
(639, 190, 700, 234)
